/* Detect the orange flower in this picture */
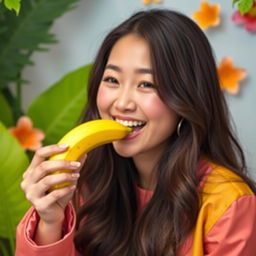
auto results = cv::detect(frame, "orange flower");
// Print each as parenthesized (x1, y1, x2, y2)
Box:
(217, 57, 247, 95)
(142, 0, 162, 5)
(9, 116, 45, 150)
(192, 1, 220, 30)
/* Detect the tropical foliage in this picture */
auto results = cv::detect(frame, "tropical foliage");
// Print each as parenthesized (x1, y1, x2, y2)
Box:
(0, 0, 21, 15)
(0, 1, 91, 255)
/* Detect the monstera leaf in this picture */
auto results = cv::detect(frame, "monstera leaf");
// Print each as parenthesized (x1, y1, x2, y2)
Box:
(0, 122, 30, 254)
(27, 64, 92, 145)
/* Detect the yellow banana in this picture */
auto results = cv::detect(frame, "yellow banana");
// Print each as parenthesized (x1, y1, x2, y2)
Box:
(49, 119, 131, 190)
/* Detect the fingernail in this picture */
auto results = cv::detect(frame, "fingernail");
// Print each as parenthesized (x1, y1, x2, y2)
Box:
(71, 173, 80, 178)
(70, 161, 81, 167)
(59, 144, 68, 148)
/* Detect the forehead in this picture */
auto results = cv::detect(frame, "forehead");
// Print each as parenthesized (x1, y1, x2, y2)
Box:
(107, 34, 152, 68)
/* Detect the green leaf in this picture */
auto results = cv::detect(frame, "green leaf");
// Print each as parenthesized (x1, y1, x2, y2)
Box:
(232, 0, 240, 7)
(0, 237, 12, 256)
(0, 0, 80, 90)
(0, 122, 30, 254)
(4, 0, 21, 15)
(236, 0, 254, 14)
(0, 93, 14, 127)
(27, 64, 92, 145)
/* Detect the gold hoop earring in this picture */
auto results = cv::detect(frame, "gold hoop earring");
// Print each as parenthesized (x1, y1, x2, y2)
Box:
(177, 118, 184, 136)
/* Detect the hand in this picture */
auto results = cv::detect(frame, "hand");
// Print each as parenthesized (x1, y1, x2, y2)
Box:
(21, 144, 86, 225)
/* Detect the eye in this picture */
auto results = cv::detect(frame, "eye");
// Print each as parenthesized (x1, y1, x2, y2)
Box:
(139, 81, 155, 89)
(103, 76, 118, 84)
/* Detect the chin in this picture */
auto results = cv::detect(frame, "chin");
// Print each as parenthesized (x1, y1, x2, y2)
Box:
(114, 149, 134, 158)
(112, 144, 135, 158)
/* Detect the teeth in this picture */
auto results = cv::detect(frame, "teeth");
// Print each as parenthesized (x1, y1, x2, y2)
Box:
(115, 119, 145, 127)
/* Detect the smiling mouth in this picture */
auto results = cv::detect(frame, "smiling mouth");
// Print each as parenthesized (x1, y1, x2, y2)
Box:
(115, 118, 146, 132)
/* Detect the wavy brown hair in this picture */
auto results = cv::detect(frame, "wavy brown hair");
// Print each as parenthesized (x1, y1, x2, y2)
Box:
(73, 9, 256, 255)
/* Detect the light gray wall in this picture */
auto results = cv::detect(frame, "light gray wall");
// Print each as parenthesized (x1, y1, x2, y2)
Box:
(22, 0, 256, 179)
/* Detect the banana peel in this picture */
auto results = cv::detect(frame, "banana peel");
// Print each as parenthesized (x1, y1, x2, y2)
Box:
(49, 119, 131, 190)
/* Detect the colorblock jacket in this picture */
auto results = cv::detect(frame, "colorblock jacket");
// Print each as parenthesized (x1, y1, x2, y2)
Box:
(15, 161, 256, 255)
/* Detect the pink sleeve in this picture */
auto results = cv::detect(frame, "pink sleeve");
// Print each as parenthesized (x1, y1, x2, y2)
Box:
(15, 202, 80, 256)
(204, 195, 256, 255)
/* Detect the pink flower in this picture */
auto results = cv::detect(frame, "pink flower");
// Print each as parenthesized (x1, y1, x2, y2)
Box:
(232, 5, 256, 32)
(9, 116, 45, 151)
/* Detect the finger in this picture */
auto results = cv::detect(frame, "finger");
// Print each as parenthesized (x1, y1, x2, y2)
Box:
(29, 144, 69, 170)
(27, 159, 81, 184)
(23, 144, 69, 180)
(22, 168, 33, 180)
(34, 185, 76, 212)
(26, 172, 79, 200)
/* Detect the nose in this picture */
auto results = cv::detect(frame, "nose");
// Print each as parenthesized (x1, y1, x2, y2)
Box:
(113, 87, 136, 113)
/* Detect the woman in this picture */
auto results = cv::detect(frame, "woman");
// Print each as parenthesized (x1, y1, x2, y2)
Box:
(16, 9, 256, 256)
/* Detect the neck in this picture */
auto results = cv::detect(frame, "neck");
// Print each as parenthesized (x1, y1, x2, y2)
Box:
(133, 151, 162, 190)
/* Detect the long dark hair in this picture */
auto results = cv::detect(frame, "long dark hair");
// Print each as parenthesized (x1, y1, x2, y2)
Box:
(73, 9, 256, 255)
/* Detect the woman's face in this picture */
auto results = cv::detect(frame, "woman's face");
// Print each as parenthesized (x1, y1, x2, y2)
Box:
(96, 33, 178, 162)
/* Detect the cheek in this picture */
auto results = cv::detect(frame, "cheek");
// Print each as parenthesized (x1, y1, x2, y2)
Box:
(96, 86, 115, 118)
(96, 86, 113, 116)
(142, 95, 178, 132)
(141, 95, 172, 119)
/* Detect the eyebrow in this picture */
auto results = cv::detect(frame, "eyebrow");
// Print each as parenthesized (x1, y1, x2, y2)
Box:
(105, 64, 153, 74)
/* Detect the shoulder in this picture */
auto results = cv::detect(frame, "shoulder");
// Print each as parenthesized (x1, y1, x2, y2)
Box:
(197, 160, 255, 234)
(201, 161, 254, 196)
(191, 161, 256, 255)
